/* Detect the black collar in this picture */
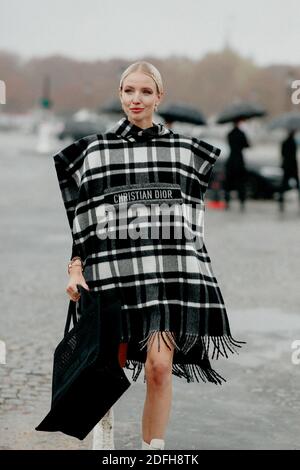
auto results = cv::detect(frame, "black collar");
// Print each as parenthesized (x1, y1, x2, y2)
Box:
(108, 117, 171, 142)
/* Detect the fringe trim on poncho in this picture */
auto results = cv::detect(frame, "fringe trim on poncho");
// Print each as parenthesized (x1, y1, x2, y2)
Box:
(123, 330, 245, 385)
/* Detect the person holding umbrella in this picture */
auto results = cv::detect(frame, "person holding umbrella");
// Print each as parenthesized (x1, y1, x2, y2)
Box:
(53, 61, 244, 450)
(223, 119, 250, 211)
(217, 102, 266, 211)
(278, 129, 300, 212)
(268, 112, 300, 213)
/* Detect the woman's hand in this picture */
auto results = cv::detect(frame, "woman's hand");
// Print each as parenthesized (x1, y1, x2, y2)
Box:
(66, 266, 90, 301)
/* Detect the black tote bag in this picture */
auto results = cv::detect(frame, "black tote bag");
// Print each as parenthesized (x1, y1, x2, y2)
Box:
(35, 285, 131, 440)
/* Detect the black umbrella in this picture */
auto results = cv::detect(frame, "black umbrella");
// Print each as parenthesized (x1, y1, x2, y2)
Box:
(267, 111, 300, 131)
(216, 102, 267, 124)
(157, 103, 206, 125)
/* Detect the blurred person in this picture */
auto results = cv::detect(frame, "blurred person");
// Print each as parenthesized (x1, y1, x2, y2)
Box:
(278, 129, 300, 212)
(52, 61, 244, 450)
(223, 120, 250, 211)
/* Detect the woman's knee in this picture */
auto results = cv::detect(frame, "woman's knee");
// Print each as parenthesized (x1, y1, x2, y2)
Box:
(145, 359, 173, 387)
(144, 333, 174, 386)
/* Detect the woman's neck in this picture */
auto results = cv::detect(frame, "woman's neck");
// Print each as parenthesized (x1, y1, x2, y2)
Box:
(127, 117, 154, 129)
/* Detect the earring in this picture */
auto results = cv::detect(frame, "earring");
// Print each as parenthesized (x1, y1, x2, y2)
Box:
(154, 103, 158, 111)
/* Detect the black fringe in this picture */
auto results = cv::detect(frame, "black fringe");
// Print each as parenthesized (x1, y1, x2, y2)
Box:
(123, 330, 246, 385)
(137, 330, 245, 360)
(124, 360, 144, 382)
(124, 358, 226, 385)
(139, 331, 245, 359)
(138, 330, 180, 352)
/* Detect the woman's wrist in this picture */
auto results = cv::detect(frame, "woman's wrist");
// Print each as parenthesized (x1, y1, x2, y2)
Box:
(69, 268, 83, 279)
(68, 265, 83, 275)
(67, 257, 83, 275)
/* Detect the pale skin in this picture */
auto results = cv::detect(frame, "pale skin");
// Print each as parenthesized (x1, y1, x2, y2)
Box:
(67, 70, 173, 445)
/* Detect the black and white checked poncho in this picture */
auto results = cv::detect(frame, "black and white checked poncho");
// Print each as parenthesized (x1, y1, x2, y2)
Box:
(53, 116, 244, 384)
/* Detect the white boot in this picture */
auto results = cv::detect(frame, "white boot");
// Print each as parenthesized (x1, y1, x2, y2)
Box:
(142, 440, 150, 450)
(150, 438, 165, 450)
(142, 438, 165, 450)
(92, 408, 115, 450)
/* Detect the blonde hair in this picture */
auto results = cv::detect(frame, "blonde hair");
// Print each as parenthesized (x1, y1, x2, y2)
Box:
(119, 61, 163, 95)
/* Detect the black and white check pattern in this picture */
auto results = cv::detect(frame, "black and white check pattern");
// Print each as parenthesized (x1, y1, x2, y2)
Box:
(53, 117, 244, 384)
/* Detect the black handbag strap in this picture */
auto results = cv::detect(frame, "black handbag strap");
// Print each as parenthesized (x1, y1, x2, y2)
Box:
(64, 298, 79, 337)
(63, 284, 124, 338)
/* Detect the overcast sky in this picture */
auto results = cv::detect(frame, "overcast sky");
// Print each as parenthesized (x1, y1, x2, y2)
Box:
(1, 0, 299, 65)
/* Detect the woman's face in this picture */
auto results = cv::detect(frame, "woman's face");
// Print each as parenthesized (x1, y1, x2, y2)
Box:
(119, 71, 162, 127)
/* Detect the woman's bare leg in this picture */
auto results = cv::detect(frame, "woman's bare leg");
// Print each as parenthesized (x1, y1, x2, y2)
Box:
(142, 333, 175, 444)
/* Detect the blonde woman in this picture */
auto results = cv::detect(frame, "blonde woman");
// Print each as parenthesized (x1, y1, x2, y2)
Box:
(54, 61, 244, 450)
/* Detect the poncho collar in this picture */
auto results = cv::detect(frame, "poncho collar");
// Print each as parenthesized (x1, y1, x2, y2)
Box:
(107, 116, 171, 142)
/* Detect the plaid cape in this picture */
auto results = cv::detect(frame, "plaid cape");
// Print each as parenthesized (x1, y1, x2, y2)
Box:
(53, 116, 244, 384)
